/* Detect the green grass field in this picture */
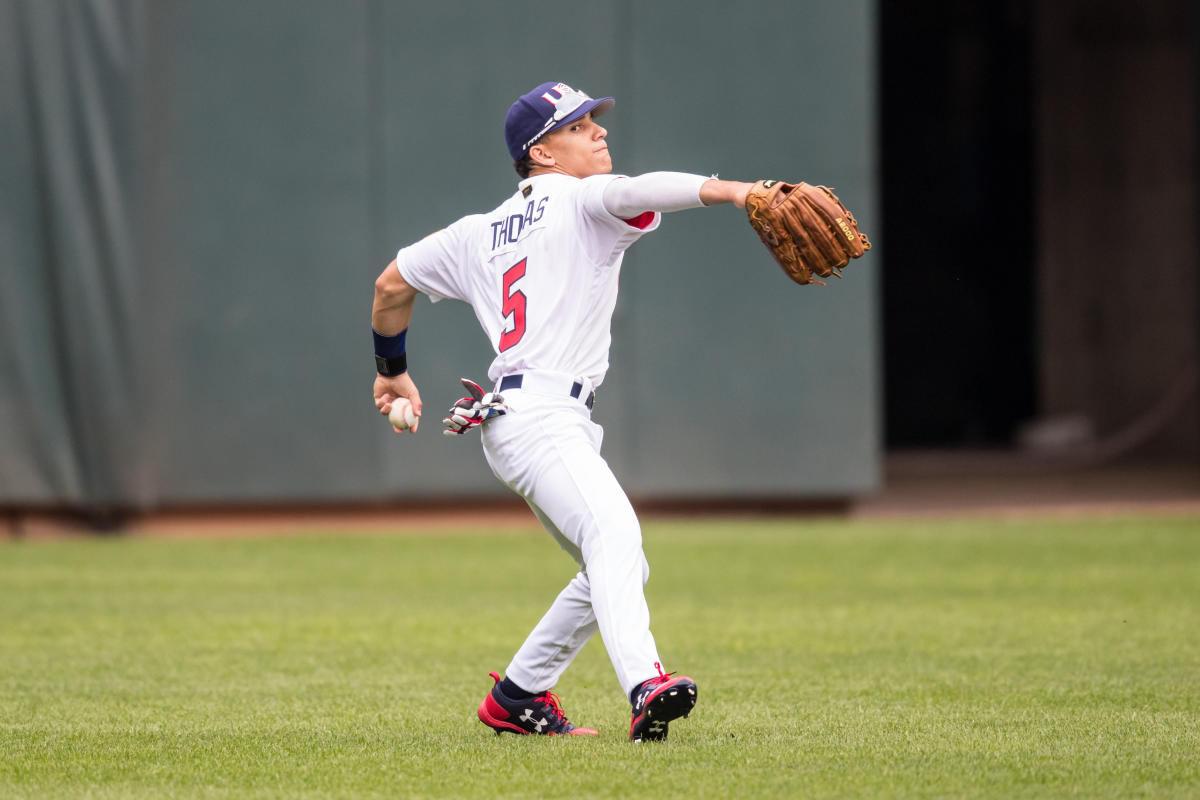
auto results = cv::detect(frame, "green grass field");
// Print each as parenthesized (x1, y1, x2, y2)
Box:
(2, 514, 1199, 799)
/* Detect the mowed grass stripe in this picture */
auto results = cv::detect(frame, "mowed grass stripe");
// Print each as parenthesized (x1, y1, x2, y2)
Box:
(2, 515, 1198, 798)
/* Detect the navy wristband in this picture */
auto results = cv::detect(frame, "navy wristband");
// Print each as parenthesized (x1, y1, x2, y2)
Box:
(374, 328, 408, 376)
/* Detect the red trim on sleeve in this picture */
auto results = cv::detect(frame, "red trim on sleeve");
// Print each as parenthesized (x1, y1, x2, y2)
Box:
(622, 211, 656, 229)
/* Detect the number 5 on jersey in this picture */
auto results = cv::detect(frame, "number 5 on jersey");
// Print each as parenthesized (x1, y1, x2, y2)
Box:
(499, 258, 527, 352)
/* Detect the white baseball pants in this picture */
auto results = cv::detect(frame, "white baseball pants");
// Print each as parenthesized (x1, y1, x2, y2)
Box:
(480, 376, 661, 698)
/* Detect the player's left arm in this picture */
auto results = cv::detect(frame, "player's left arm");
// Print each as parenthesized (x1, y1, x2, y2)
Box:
(601, 172, 753, 217)
(372, 259, 423, 433)
(699, 178, 754, 209)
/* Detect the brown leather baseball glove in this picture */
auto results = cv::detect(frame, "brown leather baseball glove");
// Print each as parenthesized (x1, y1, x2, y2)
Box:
(745, 180, 871, 285)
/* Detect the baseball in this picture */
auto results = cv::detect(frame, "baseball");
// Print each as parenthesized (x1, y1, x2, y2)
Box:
(388, 398, 418, 430)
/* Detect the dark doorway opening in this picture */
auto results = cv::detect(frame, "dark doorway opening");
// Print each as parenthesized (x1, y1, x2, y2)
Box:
(880, 1, 1036, 448)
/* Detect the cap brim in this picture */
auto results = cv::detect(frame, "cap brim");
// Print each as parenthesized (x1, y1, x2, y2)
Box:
(549, 96, 616, 134)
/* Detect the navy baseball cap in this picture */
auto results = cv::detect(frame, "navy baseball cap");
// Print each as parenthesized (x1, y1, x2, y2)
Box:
(504, 82, 615, 162)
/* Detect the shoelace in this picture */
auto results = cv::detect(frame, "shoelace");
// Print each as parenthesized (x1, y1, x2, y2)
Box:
(535, 690, 572, 728)
(634, 662, 676, 710)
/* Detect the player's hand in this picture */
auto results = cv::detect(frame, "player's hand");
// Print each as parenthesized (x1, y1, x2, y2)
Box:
(442, 378, 508, 436)
(374, 372, 422, 434)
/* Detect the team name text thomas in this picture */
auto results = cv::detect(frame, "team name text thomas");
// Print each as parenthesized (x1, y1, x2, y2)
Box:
(491, 197, 549, 250)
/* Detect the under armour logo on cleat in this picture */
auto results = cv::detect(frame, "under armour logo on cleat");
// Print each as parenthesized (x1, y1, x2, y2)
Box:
(520, 709, 548, 733)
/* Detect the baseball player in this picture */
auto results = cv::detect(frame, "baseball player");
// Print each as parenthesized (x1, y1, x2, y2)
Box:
(371, 81, 756, 741)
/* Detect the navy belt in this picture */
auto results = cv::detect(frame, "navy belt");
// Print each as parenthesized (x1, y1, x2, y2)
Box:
(499, 374, 595, 410)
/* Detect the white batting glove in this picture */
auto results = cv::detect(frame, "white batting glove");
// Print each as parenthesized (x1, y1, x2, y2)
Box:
(442, 378, 508, 436)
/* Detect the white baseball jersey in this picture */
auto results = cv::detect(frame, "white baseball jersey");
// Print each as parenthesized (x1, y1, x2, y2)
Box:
(395, 173, 660, 388)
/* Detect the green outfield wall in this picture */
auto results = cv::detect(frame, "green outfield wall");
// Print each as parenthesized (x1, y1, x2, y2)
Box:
(0, 0, 878, 509)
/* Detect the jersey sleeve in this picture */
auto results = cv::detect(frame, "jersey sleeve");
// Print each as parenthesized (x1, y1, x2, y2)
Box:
(394, 218, 475, 304)
(572, 174, 661, 265)
(601, 172, 709, 217)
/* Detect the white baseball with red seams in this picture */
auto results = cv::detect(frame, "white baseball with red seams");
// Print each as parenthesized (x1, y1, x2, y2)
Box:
(396, 170, 705, 697)
(387, 397, 417, 430)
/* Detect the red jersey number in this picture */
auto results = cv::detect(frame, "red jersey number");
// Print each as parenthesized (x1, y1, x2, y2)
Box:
(499, 258, 527, 352)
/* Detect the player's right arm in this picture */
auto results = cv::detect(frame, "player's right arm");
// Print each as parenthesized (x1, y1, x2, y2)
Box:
(372, 259, 423, 432)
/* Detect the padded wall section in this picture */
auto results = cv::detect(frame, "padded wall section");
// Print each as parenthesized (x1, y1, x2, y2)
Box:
(1, 0, 878, 506)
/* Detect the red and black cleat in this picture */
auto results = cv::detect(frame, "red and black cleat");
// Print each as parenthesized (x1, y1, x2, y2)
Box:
(477, 672, 598, 736)
(629, 662, 698, 742)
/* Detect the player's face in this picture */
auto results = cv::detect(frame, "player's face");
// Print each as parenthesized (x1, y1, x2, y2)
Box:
(538, 113, 612, 178)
